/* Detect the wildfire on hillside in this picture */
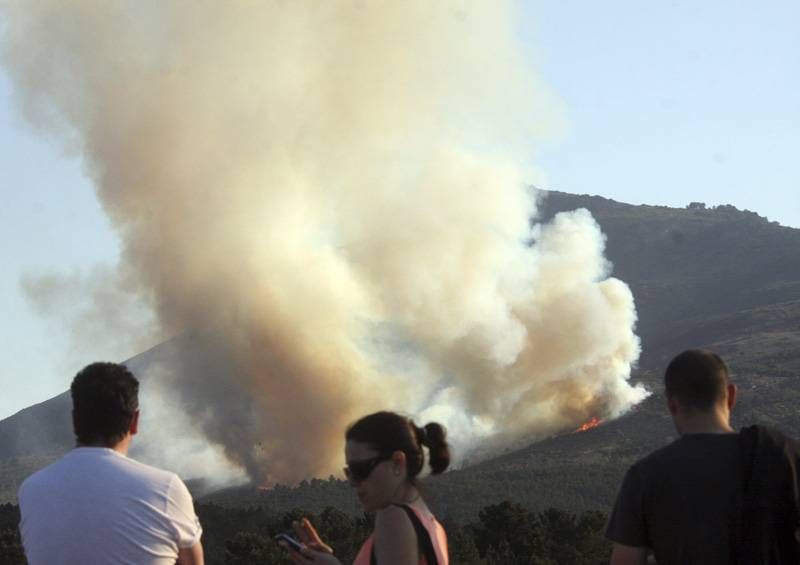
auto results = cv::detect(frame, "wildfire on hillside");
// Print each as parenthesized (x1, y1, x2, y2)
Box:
(574, 417, 602, 433)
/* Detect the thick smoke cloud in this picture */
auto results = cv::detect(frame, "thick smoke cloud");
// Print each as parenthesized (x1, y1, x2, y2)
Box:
(2, 1, 647, 484)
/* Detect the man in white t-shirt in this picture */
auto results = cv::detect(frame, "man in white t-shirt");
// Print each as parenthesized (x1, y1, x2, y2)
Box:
(18, 362, 204, 565)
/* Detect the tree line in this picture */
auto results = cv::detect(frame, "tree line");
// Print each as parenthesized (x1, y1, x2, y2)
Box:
(1, 500, 610, 564)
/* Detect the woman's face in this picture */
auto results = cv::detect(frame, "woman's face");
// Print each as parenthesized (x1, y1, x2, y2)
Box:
(344, 440, 406, 511)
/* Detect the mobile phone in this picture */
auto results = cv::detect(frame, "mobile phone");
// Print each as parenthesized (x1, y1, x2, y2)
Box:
(275, 532, 303, 552)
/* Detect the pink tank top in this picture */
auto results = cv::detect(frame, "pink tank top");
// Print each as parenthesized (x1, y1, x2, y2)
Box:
(352, 501, 449, 565)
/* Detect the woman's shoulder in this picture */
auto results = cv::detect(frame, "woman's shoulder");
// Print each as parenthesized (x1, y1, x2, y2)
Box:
(374, 505, 420, 562)
(375, 503, 426, 541)
(376, 501, 441, 535)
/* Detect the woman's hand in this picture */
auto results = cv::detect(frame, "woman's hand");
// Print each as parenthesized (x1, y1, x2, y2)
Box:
(293, 517, 333, 554)
(281, 517, 341, 564)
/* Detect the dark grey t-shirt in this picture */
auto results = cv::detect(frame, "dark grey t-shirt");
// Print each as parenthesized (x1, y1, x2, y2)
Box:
(606, 433, 742, 565)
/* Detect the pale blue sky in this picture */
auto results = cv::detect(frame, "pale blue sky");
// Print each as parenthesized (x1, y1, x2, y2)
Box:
(1, 1, 798, 419)
(525, 0, 799, 223)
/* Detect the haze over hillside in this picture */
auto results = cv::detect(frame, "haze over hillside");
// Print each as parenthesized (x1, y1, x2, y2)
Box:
(2, 190, 799, 516)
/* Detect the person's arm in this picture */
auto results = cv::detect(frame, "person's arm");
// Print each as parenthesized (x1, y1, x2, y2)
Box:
(606, 465, 650, 563)
(166, 476, 204, 564)
(610, 542, 647, 565)
(373, 505, 418, 565)
(177, 541, 204, 565)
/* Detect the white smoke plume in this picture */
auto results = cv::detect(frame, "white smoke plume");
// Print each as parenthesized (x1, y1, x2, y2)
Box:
(1, 1, 647, 484)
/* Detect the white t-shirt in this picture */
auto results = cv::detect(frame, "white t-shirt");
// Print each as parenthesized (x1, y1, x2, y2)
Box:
(18, 447, 202, 565)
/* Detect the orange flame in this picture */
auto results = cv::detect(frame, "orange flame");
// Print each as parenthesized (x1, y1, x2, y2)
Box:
(574, 416, 602, 433)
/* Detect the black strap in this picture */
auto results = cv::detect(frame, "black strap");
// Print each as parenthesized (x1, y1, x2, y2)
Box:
(370, 504, 439, 565)
(736, 425, 800, 564)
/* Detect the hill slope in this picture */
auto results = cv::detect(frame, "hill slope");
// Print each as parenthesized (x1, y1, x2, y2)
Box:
(201, 192, 800, 520)
(2, 191, 799, 517)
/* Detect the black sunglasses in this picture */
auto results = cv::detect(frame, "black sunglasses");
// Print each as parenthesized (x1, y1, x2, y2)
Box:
(344, 453, 393, 483)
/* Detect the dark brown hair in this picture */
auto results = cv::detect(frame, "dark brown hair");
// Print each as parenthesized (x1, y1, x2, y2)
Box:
(345, 411, 450, 481)
(71, 362, 139, 447)
(664, 349, 730, 412)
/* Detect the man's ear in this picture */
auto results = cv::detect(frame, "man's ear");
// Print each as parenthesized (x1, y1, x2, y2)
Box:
(666, 394, 679, 416)
(726, 383, 737, 411)
(129, 410, 140, 436)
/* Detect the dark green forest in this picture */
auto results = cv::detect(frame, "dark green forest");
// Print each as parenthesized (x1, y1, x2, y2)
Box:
(0, 501, 610, 564)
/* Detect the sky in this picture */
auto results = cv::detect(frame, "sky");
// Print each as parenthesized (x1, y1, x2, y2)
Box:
(1, 0, 798, 420)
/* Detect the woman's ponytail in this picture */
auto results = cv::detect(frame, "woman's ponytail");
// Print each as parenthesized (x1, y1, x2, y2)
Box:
(421, 422, 450, 475)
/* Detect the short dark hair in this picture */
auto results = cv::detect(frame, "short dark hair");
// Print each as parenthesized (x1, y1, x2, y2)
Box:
(71, 362, 139, 447)
(345, 411, 450, 483)
(664, 349, 730, 412)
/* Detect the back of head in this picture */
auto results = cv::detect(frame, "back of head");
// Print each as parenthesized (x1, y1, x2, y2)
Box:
(346, 411, 451, 481)
(664, 349, 729, 412)
(71, 362, 139, 447)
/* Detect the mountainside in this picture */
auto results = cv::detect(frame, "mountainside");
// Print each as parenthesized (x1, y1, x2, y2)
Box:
(201, 192, 800, 521)
(438, 193, 800, 519)
(540, 193, 800, 370)
(2, 191, 799, 518)
(428, 192, 800, 520)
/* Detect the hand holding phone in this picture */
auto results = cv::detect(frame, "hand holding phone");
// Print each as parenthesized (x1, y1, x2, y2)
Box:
(275, 532, 303, 552)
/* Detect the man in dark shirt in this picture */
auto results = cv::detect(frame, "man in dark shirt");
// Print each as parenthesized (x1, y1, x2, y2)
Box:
(606, 349, 800, 565)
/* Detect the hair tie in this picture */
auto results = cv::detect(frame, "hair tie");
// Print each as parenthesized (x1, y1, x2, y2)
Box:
(415, 424, 429, 447)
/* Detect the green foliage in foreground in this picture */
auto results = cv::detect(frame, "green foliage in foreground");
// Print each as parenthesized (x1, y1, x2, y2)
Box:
(0, 500, 610, 564)
(0, 503, 24, 565)
(198, 500, 611, 564)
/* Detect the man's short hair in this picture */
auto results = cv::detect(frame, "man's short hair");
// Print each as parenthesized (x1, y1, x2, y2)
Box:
(664, 349, 730, 412)
(71, 362, 139, 446)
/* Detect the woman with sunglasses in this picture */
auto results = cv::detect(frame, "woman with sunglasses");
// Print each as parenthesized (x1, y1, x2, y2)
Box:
(285, 411, 451, 565)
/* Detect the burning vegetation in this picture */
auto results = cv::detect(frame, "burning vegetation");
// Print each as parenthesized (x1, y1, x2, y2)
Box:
(574, 417, 603, 433)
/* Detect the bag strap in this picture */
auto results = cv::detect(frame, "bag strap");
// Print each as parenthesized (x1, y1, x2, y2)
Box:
(736, 425, 800, 563)
(785, 436, 800, 549)
(370, 504, 439, 565)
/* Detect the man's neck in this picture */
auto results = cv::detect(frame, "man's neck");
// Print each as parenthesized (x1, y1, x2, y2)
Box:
(677, 412, 734, 435)
(77, 436, 130, 456)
